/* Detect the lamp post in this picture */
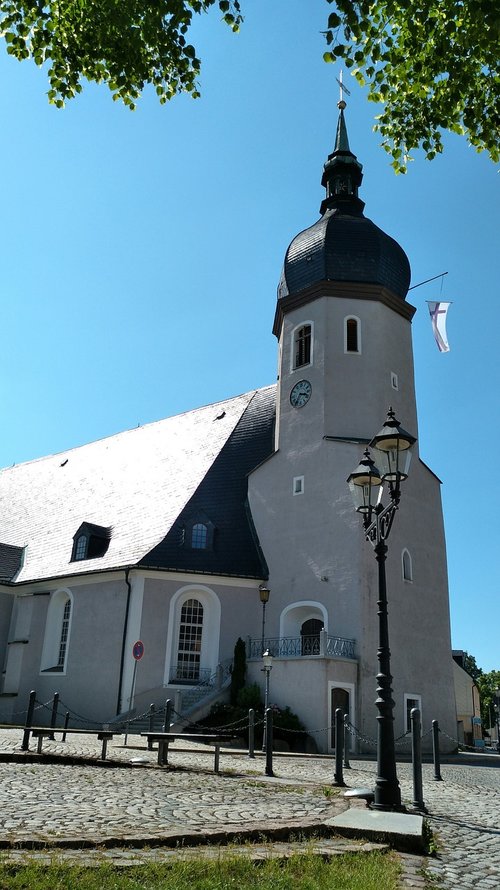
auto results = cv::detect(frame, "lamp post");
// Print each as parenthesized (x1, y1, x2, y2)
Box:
(259, 583, 270, 655)
(347, 408, 416, 811)
(261, 649, 273, 753)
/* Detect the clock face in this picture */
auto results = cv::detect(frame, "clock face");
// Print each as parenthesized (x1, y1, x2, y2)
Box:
(290, 379, 312, 408)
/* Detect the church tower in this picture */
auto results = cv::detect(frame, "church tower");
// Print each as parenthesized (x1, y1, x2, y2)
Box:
(248, 99, 456, 753)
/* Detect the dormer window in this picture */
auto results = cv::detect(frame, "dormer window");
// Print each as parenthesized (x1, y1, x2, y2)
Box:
(192, 523, 208, 549)
(293, 323, 312, 369)
(71, 523, 111, 562)
(180, 513, 215, 551)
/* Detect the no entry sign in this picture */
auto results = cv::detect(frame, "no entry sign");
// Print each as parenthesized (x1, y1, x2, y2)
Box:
(132, 640, 145, 661)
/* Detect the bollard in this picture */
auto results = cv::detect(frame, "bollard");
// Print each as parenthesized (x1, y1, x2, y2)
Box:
(49, 692, 59, 740)
(21, 690, 36, 751)
(411, 708, 425, 810)
(334, 708, 345, 786)
(163, 699, 172, 733)
(148, 703, 156, 751)
(432, 719, 443, 781)
(265, 708, 274, 777)
(343, 713, 351, 769)
(62, 711, 70, 742)
(248, 708, 255, 759)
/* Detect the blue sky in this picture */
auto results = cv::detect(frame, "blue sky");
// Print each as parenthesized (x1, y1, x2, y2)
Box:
(0, 1, 498, 672)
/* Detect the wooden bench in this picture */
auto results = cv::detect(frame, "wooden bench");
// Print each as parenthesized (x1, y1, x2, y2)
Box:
(27, 726, 115, 760)
(140, 732, 234, 773)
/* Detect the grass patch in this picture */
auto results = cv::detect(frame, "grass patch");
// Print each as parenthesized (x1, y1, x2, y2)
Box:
(0, 850, 400, 889)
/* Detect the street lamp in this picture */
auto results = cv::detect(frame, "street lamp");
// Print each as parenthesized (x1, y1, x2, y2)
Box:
(347, 408, 416, 811)
(259, 583, 270, 655)
(261, 648, 273, 753)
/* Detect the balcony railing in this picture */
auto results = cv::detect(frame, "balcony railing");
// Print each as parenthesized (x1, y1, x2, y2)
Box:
(246, 632, 356, 661)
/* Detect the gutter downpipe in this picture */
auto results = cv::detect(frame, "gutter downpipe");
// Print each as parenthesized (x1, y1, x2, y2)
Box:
(116, 567, 132, 715)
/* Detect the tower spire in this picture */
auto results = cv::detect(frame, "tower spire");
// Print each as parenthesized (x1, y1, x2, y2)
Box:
(320, 74, 364, 216)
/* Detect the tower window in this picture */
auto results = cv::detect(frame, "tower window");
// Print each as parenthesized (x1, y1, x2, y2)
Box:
(404, 694, 422, 733)
(293, 324, 312, 369)
(402, 549, 413, 582)
(345, 317, 360, 353)
(293, 476, 304, 495)
(391, 372, 399, 390)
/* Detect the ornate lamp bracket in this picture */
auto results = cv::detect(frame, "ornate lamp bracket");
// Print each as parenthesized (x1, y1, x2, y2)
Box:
(364, 500, 398, 548)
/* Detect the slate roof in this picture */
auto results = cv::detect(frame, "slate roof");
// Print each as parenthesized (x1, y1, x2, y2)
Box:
(0, 543, 25, 582)
(0, 387, 276, 585)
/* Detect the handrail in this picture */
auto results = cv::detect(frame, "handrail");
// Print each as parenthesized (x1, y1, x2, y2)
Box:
(246, 634, 356, 660)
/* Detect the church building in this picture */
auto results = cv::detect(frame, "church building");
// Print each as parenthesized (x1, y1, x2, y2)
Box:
(0, 103, 457, 752)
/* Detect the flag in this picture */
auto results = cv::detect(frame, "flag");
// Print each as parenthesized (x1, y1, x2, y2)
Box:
(427, 302, 451, 353)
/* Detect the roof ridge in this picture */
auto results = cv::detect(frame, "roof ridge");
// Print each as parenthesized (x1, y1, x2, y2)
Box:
(0, 386, 276, 474)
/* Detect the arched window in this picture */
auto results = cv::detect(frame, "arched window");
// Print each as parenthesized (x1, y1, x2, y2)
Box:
(41, 589, 73, 673)
(344, 316, 361, 354)
(165, 586, 221, 687)
(191, 523, 208, 549)
(176, 598, 204, 681)
(402, 549, 413, 582)
(293, 324, 312, 369)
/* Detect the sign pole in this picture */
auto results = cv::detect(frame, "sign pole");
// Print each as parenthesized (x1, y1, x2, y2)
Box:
(124, 641, 145, 746)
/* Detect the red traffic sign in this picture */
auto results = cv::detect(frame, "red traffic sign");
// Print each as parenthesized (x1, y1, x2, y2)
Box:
(132, 640, 145, 661)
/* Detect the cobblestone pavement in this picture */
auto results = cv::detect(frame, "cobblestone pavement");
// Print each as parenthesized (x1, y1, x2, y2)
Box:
(0, 729, 499, 889)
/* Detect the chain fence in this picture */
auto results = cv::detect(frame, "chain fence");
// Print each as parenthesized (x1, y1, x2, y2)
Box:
(1, 690, 497, 760)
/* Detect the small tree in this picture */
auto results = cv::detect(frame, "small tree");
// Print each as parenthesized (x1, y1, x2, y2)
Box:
(230, 637, 246, 706)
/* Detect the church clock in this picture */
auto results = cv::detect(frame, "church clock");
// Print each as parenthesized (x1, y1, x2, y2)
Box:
(290, 379, 312, 408)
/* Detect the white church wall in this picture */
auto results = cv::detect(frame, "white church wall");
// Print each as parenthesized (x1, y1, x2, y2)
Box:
(131, 572, 265, 716)
(2, 576, 129, 724)
(247, 655, 357, 754)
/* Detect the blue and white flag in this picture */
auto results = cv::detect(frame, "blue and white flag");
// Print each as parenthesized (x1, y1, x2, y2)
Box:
(427, 302, 451, 353)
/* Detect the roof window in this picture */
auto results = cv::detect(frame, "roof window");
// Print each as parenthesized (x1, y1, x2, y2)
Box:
(71, 523, 112, 562)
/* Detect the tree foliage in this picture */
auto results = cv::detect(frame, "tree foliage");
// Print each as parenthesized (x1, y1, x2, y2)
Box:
(230, 636, 246, 706)
(1, 2, 498, 171)
(461, 652, 500, 730)
(324, 1, 500, 170)
(477, 670, 500, 731)
(0, 1, 241, 109)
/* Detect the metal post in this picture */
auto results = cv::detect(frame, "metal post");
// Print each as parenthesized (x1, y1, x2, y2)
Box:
(265, 707, 274, 777)
(334, 708, 345, 786)
(48, 692, 59, 740)
(148, 703, 155, 750)
(62, 711, 70, 742)
(432, 719, 442, 781)
(262, 668, 270, 752)
(373, 539, 402, 810)
(411, 708, 425, 810)
(248, 708, 255, 758)
(21, 690, 36, 751)
(163, 698, 172, 733)
(344, 712, 351, 769)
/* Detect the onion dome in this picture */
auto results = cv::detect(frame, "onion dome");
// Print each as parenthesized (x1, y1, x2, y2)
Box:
(278, 103, 411, 302)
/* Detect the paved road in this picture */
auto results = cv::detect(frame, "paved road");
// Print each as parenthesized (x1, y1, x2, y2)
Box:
(0, 729, 498, 889)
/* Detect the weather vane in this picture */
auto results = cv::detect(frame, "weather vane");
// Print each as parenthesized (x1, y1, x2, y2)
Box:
(335, 70, 351, 110)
